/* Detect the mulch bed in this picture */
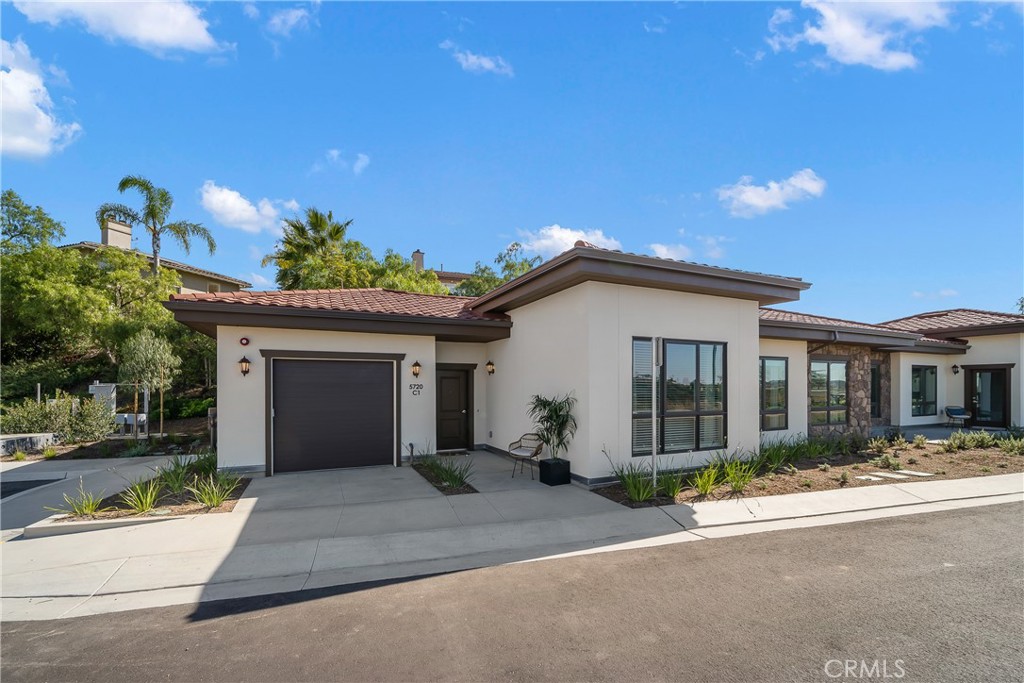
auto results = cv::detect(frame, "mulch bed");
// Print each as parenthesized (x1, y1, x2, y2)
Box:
(411, 462, 478, 495)
(1, 417, 210, 463)
(595, 443, 1024, 508)
(56, 477, 251, 522)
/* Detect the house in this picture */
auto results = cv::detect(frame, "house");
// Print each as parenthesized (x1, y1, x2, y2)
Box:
(63, 220, 251, 294)
(411, 249, 472, 293)
(164, 243, 1023, 484)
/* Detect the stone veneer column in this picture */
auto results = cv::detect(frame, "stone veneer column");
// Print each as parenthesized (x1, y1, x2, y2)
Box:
(807, 343, 873, 438)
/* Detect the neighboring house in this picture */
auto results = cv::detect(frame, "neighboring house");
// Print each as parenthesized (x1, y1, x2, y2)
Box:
(63, 220, 251, 294)
(412, 249, 472, 293)
(165, 243, 1023, 484)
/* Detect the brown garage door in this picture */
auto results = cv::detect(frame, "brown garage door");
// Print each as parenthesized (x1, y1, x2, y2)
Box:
(271, 359, 395, 472)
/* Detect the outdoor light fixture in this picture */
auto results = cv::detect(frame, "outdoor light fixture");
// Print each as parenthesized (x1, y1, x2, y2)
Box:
(952, 364, 960, 376)
(486, 360, 495, 375)
(239, 357, 251, 377)
(411, 361, 422, 377)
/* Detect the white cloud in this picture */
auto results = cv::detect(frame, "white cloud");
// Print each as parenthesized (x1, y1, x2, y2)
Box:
(281, 198, 300, 212)
(767, 1, 951, 71)
(517, 224, 622, 258)
(249, 272, 274, 288)
(266, 7, 312, 37)
(352, 153, 370, 176)
(247, 245, 264, 261)
(1, 38, 82, 158)
(696, 235, 732, 259)
(242, 3, 260, 20)
(13, 1, 226, 56)
(199, 180, 295, 234)
(643, 16, 669, 34)
(439, 40, 514, 77)
(717, 168, 826, 218)
(650, 243, 693, 261)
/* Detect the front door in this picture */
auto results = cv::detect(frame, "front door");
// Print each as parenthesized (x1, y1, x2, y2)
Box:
(967, 367, 1010, 428)
(436, 369, 471, 451)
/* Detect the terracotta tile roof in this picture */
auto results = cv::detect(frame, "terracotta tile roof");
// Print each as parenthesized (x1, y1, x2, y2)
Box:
(63, 241, 251, 287)
(168, 288, 508, 321)
(431, 269, 473, 282)
(759, 308, 912, 335)
(879, 308, 1024, 334)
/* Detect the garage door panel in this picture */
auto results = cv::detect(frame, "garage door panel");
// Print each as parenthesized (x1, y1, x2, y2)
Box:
(272, 359, 395, 472)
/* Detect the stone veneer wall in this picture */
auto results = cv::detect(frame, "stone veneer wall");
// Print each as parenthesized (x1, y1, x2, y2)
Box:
(869, 351, 892, 429)
(808, 343, 891, 438)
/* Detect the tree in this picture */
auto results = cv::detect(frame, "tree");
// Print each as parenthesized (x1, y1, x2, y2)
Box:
(117, 329, 181, 391)
(1017, 297, 1024, 314)
(261, 207, 375, 290)
(1, 189, 66, 254)
(372, 250, 449, 295)
(96, 175, 215, 274)
(455, 242, 541, 297)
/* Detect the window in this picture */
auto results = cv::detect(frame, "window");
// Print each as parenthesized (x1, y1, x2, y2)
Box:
(810, 360, 847, 425)
(207, 283, 221, 293)
(870, 363, 881, 419)
(911, 365, 937, 417)
(632, 338, 727, 455)
(760, 357, 788, 431)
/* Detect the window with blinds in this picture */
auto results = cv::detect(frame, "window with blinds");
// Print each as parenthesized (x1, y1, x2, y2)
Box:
(632, 338, 727, 455)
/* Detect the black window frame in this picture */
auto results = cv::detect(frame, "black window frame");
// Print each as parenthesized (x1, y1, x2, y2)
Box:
(632, 337, 728, 456)
(759, 356, 788, 431)
(870, 362, 882, 419)
(911, 365, 938, 417)
(809, 359, 849, 426)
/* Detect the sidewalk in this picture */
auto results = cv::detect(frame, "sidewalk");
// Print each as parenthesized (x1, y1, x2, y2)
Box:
(2, 473, 1020, 622)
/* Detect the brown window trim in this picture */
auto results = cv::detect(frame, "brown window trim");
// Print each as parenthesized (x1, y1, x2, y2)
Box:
(760, 356, 788, 431)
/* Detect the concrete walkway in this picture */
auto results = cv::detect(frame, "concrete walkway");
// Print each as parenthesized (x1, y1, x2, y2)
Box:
(1, 452, 1020, 622)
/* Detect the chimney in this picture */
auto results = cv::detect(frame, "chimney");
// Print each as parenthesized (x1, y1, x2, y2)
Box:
(102, 219, 133, 250)
(412, 249, 424, 272)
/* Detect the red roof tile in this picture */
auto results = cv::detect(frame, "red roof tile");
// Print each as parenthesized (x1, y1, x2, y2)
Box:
(759, 308, 912, 335)
(880, 308, 1024, 333)
(168, 288, 508, 322)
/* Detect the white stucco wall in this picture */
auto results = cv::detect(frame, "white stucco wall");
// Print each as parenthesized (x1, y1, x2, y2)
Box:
(215, 325, 436, 471)
(757, 338, 809, 442)
(484, 281, 762, 481)
(435, 341, 491, 446)
(889, 352, 950, 426)
(946, 333, 1023, 427)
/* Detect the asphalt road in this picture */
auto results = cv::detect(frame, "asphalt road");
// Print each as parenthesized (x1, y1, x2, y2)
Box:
(3, 503, 1022, 683)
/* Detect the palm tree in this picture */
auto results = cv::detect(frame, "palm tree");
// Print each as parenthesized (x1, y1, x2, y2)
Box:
(261, 207, 372, 290)
(96, 175, 215, 275)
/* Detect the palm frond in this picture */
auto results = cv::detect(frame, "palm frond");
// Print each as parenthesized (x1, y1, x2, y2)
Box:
(164, 221, 216, 255)
(95, 203, 141, 229)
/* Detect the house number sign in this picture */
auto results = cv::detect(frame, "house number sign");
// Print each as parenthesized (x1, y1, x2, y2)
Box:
(409, 383, 424, 396)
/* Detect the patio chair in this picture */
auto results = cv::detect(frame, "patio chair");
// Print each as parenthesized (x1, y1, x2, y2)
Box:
(509, 433, 543, 479)
(944, 406, 971, 428)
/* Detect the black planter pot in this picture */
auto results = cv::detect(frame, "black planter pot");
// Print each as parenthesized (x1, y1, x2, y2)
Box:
(538, 458, 571, 486)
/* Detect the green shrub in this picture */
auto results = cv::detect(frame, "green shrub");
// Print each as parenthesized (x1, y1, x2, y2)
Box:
(12, 450, 27, 461)
(758, 438, 801, 473)
(658, 469, 687, 499)
(159, 456, 192, 495)
(722, 457, 758, 493)
(907, 457, 917, 465)
(997, 436, 1024, 456)
(610, 461, 656, 502)
(941, 431, 969, 453)
(965, 431, 996, 450)
(867, 437, 889, 455)
(817, 462, 831, 472)
(689, 463, 721, 497)
(891, 434, 910, 452)
(42, 446, 58, 459)
(187, 473, 240, 508)
(120, 442, 149, 458)
(869, 453, 902, 471)
(0, 355, 113, 401)
(801, 479, 813, 488)
(119, 476, 162, 513)
(46, 478, 110, 516)
(191, 450, 218, 476)
(0, 393, 115, 443)
(912, 434, 928, 449)
(435, 457, 473, 488)
(838, 470, 850, 486)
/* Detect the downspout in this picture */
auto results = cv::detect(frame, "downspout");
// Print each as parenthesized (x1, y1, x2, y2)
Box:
(807, 330, 840, 356)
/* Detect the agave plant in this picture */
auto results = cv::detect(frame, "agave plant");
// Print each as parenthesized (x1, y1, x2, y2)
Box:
(527, 393, 579, 461)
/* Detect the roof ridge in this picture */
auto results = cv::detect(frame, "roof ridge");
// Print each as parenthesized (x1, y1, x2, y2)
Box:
(880, 307, 1024, 324)
(573, 244, 804, 283)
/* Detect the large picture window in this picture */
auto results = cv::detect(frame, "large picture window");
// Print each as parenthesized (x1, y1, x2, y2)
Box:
(760, 357, 788, 431)
(810, 360, 847, 425)
(632, 338, 727, 455)
(911, 365, 937, 417)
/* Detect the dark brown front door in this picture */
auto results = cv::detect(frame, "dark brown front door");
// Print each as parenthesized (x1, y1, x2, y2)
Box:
(272, 359, 395, 472)
(436, 369, 470, 451)
(967, 367, 1010, 429)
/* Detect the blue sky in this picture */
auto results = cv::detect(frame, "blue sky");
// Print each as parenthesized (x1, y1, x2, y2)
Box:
(2, 1, 1022, 323)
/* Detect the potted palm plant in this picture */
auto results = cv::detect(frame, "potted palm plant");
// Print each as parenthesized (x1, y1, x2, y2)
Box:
(528, 393, 578, 486)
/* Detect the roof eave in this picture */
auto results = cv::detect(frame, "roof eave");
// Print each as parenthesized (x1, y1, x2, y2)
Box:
(163, 300, 512, 342)
(759, 320, 920, 347)
(472, 248, 810, 313)
(64, 242, 252, 288)
(909, 322, 1024, 339)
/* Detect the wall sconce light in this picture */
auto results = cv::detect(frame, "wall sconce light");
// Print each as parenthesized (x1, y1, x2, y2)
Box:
(486, 360, 495, 375)
(951, 364, 960, 376)
(239, 356, 251, 377)
(411, 361, 422, 378)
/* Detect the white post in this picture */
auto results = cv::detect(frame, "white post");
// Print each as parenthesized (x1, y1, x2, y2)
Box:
(652, 337, 661, 488)
(36, 383, 41, 404)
